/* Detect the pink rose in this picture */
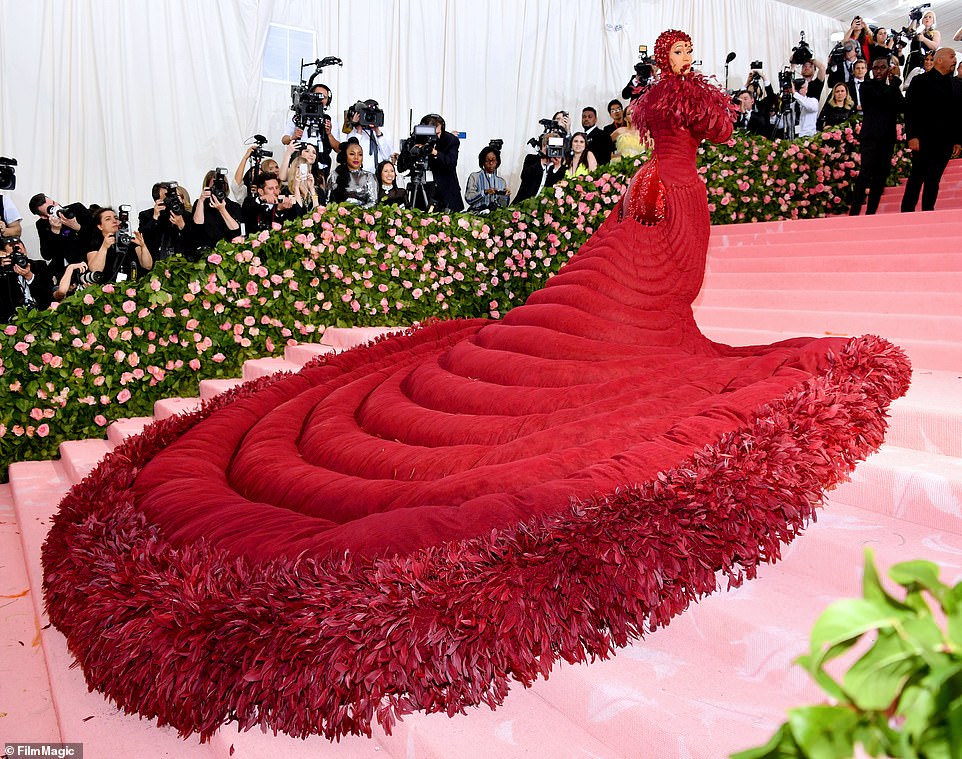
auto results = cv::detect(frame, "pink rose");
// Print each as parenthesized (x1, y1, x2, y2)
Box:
(117, 389, 132, 403)
(37, 424, 50, 438)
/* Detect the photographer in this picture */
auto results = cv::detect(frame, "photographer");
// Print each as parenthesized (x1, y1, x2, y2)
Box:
(242, 172, 301, 232)
(88, 206, 152, 283)
(797, 59, 826, 101)
(0, 237, 53, 323)
(904, 9, 941, 75)
(282, 82, 339, 159)
(27, 194, 93, 280)
(792, 78, 819, 137)
(419, 114, 463, 212)
(138, 182, 194, 261)
(235, 139, 279, 198)
(850, 58, 904, 216)
(464, 146, 510, 213)
(53, 262, 98, 303)
(192, 169, 243, 251)
(345, 99, 395, 173)
(514, 129, 565, 205)
(828, 40, 861, 87)
(846, 16, 873, 63)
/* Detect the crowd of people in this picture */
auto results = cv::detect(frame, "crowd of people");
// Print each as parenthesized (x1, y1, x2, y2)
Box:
(2, 16, 961, 325)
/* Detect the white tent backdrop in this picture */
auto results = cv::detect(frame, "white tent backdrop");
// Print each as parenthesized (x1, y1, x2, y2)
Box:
(2, 0, 846, 254)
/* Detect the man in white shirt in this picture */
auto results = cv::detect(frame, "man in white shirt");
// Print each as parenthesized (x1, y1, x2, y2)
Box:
(792, 79, 819, 137)
(849, 60, 869, 110)
(345, 99, 395, 173)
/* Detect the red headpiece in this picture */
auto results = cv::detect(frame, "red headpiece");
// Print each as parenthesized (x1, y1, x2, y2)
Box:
(654, 29, 692, 75)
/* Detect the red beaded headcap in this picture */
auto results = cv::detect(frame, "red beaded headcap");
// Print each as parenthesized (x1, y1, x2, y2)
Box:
(654, 29, 692, 75)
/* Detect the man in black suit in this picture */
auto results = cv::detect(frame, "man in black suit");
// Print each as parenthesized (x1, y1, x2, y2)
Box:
(582, 107, 612, 165)
(901, 47, 962, 212)
(513, 133, 565, 204)
(848, 60, 869, 111)
(28, 194, 94, 281)
(732, 90, 772, 138)
(421, 114, 464, 212)
(850, 58, 904, 215)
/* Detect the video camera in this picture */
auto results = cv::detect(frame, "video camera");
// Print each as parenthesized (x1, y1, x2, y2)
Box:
(634, 44, 656, 86)
(777, 69, 796, 93)
(0, 157, 16, 191)
(527, 117, 569, 159)
(398, 124, 437, 173)
(908, 3, 931, 23)
(348, 100, 385, 129)
(790, 32, 814, 66)
(290, 56, 342, 138)
(210, 168, 230, 202)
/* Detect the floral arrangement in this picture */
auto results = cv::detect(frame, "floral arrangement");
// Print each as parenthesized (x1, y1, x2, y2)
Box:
(0, 124, 911, 479)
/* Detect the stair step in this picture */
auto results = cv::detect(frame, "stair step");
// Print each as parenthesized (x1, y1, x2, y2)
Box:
(57, 439, 113, 485)
(695, 288, 962, 316)
(709, 251, 962, 273)
(702, 270, 962, 291)
(241, 356, 301, 380)
(320, 326, 402, 350)
(153, 396, 202, 421)
(199, 377, 245, 401)
(106, 416, 154, 446)
(284, 342, 338, 366)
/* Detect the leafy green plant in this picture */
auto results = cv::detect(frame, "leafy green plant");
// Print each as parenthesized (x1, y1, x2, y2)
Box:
(733, 549, 962, 758)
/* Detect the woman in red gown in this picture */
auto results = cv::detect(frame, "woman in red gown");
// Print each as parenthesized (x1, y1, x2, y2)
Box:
(42, 30, 910, 742)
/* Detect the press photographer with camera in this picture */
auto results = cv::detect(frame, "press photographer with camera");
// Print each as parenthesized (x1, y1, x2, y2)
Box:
(192, 169, 243, 251)
(828, 40, 861, 87)
(622, 45, 658, 101)
(904, 8, 940, 75)
(235, 137, 279, 197)
(27, 193, 94, 280)
(138, 182, 194, 261)
(88, 206, 152, 284)
(788, 34, 826, 102)
(464, 145, 510, 213)
(282, 82, 340, 158)
(850, 58, 904, 216)
(52, 262, 98, 303)
(330, 138, 377, 208)
(0, 236, 53, 323)
(345, 99, 395, 173)
(242, 172, 301, 232)
(846, 16, 873, 63)
(514, 121, 566, 205)
(791, 77, 819, 137)
(418, 114, 463, 213)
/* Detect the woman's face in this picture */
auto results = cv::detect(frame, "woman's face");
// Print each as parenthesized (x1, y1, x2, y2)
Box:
(346, 144, 364, 170)
(669, 40, 693, 74)
(301, 144, 317, 164)
(922, 11, 935, 27)
(875, 28, 887, 42)
(483, 152, 499, 173)
(380, 162, 396, 185)
(924, 54, 935, 70)
(833, 84, 848, 104)
(98, 211, 119, 235)
(571, 134, 586, 152)
(262, 159, 279, 175)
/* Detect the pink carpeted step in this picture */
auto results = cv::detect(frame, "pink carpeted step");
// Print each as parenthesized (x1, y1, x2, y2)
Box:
(241, 356, 301, 380)
(153, 396, 202, 420)
(320, 326, 403, 350)
(695, 288, 962, 316)
(0, 482, 60, 743)
(830, 445, 962, 533)
(887, 371, 962, 458)
(199, 377, 245, 401)
(693, 305, 962, 342)
(708, 251, 962, 273)
(284, 342, 339, 366)
(698, 325, 960, 373)
(106, 416, 154, 446)
(710, 233, 962, 258)
(58, 439, 112, 485)
(711, 209, 961, 241)
(703, 270, 962, 292)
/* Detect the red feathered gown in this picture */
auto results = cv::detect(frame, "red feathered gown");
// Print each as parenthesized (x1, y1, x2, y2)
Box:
(42, 79, 910, 742)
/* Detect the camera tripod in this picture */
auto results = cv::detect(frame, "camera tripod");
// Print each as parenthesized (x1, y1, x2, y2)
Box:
(405, 162, 433, 211)
(771, 96, 797, 140)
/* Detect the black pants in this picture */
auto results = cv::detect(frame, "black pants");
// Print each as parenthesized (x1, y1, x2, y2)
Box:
(900, 142, 953, 212)
(850, 138, 896, 216)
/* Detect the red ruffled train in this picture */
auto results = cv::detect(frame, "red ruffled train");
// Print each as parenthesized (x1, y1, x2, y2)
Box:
(41, 74, 911, 741)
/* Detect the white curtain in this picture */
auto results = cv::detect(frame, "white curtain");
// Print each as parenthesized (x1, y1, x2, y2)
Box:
(1, 0, 844, 253)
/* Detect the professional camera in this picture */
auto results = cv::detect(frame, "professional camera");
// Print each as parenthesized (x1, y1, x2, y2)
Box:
(777, 69, 796, 92)
(250, 134, 273, 161)
(0, 156, 16, 191)
(348, 100, 385, 129)
(633, 44, 657, 84)
(398, 124, 438, 169)
(908, 3, 931, 23)
(0, 237, 28, 272)
(289, 56, 342, 137)
(526, 118, 569, 158)
(160, 182, 185, 216)
(116, 205, 133, 256)
(488, 139, 504, 152)
(70, 266, 101, 289)
(790, 31, 814, 66)
(47, 204, 76, 221)
(210, 168, 230, 202)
